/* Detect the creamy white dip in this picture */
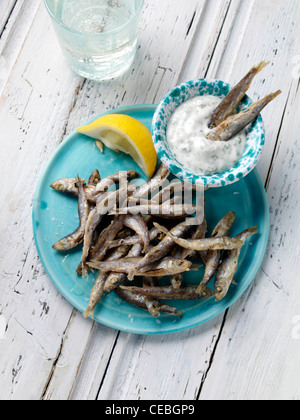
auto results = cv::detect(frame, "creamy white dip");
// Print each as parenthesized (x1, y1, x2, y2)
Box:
(166, 95, 247, 175)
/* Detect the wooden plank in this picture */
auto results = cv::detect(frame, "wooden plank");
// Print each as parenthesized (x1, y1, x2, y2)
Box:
(199, 76, 300, 400)
(68, 326, 122, 400)
(70, 0, 247, 401)
(0, 2, 96, 400)
(96, 319, 227, 400)
(0, 0, 17, 35)
(41, 312, 116, 401)
(44, 0, 212, 401)
(0, 0, 41, 97)
(179, 0, 234, 81)
(0, 0, 212, 400)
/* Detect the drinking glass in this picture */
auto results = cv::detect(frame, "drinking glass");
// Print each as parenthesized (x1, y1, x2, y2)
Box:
(44, 0, 144, 81)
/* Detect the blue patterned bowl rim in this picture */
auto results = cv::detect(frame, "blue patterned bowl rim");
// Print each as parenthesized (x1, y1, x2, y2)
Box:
(152, 79, 265, 188)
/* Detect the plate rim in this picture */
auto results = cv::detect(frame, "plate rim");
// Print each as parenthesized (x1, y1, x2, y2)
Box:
(32, 104, 270, 335)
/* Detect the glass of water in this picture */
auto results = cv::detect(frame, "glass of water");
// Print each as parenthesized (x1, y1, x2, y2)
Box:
(44, 0, 144, 81)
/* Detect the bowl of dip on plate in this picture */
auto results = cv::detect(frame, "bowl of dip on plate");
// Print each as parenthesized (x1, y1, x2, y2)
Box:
(152, 79, 265, 188)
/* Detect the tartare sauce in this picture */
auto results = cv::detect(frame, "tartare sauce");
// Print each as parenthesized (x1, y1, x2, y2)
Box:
(167, 96, 247, 175)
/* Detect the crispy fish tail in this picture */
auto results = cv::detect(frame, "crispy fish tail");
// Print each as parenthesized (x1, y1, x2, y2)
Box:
(89, 215, 126, 262)
(88, 169, 101, 185)
(104, 242, 144, 292)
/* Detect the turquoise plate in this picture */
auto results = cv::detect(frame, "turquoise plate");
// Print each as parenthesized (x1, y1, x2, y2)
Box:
(32, 104, 269, 335)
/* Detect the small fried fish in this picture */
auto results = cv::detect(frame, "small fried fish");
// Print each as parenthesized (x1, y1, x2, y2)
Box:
(115, 288, 183, 318)
(53, 177, 90, 251)
(136, 221, 193, 271)
(197, 211, 236, 294)
(87, 257, 192, 280)
(133, 163, 170, 199)
(121, 285, 213, 300)
(154, 223, 244, 251)
(123, 214, 150, 253)
(207, 90, 282, 142)
(83, 245, 129, 318)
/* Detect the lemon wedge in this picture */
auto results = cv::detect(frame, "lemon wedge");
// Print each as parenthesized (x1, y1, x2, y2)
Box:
(76, 114, 157, 178)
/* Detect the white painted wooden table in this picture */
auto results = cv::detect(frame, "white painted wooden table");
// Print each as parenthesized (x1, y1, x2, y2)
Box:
(1, 0, 300, 401)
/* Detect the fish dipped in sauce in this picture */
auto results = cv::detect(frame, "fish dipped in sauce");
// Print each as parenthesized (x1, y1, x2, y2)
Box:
(208, 61, 269, 128)
(206, 90, 282, 142)
(51, 161, 261, 318)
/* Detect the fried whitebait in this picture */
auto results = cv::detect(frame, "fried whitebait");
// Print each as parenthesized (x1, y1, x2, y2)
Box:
(170, 216, 207, 290)
(115, 287, 160, 318)
(136, 221, 193, 271)
(133, 163, 170, 199)
(207, 90, 282, 142)
(81, 207, 103, 276)
(88, 169, 101, 186)
(51, 178, 86, 196)
(83, 245, 129, 318)
(115, 288, 183, 318)
(51, 177, 100, 202)
(123, 214, 150, 253)
(80, 187, 133, 276)
(154, 223, 244, 251)
(214, 226, 259, 302)
(89, 215, 126, 263)
(108, 226, 161, 249)
(51, 166, 261, 319)
(209, 61, 269, 128)
(197, 211, 236, 294)
(81, 189, 126, 276)
(87, 257, 192, 280)
(53, 177, 90, 251)
(121, 285, 213, 300)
